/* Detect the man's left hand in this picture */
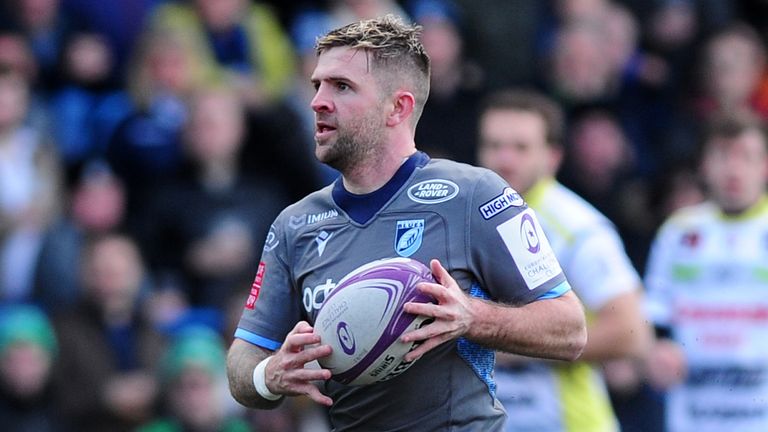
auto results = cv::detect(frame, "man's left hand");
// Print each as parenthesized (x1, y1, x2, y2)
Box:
(400, 259, 475, 362)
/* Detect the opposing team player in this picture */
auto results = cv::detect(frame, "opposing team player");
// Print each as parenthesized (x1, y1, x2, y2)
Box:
(477, 90, 652, 432)
(226, 15, 587, 431)
(644, 113, 768, 431)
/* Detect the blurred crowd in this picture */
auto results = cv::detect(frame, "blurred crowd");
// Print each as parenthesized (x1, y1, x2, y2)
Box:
(1, 0, 767, 431)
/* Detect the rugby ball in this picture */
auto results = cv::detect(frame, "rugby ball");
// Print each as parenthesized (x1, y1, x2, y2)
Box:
(314, 257, 436, 386)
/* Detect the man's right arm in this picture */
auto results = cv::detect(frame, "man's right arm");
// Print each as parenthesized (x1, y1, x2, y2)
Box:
(226, 338, 281, 409)
(227, 321, 334, 408)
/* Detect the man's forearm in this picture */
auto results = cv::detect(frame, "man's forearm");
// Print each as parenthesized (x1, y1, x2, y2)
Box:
(467, 290, 587, 361)
(226, 338, 283, 409)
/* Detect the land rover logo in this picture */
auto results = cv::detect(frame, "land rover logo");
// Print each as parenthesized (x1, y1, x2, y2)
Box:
(407, 180, 459, 204)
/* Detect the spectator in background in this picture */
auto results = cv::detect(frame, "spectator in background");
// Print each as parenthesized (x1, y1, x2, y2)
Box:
(643, 22, 768, 192)
(137, 85, 289, 311)
(60, 0, 159, 85)
(0, 67, 62, 303)
(0, 304, 61, 432)
(559, 109, 654, 268)
(547, 19, 616, 108)
(540, 1, 674, 180)
(0, 32, 50, 130)
(52, 233, 164, 432)
(108, 29, 206, 219)
(694, 23, 768, 121)
(150, 0, 296, 109)
(478, 89, 651, 432)
(0, 0, 76, 91)
(48, 32, 132, 181)
(409, 0, 485, 164)
(452, 0, 541, 89)
(137, 326, 249, 432)
(31, 162, 128, 312)
(644, 113, 768, 431)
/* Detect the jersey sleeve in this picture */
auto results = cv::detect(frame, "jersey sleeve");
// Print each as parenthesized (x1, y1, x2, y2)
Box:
(234, 214, 302, 350)
(467, 171, 570, 305)
(565, 225, 641, 310)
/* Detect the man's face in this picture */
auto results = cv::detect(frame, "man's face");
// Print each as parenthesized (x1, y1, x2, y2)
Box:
(310, 46, 388, 172)
(478, 109, 555, 194)
(702, 129, 768, 213)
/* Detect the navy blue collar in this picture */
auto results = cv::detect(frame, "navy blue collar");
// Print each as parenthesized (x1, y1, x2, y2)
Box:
(332, 152, 430, 224)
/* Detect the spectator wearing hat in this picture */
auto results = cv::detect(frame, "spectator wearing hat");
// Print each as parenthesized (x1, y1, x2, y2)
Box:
(0, 304, 62, 432)
(138, 326, 249, 432)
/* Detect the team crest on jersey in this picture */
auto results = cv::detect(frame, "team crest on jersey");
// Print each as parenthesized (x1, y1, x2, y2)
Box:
(479, 187, 524, 220)
(407, 179, 459, 204)
(395, 219, 424, 257)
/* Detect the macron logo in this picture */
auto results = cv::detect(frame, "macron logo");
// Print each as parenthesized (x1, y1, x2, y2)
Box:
(479, 188, 524, 220)
(315, 230, 333, 257)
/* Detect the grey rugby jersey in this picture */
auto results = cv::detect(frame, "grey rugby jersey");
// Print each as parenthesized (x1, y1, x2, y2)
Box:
(235, 152, 571, 431)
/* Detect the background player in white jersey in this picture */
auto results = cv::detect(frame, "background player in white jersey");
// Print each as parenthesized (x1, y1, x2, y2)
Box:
(478, 89, 652, 432)
(225, 15, 587, 431)
(644, 113, 768, 432)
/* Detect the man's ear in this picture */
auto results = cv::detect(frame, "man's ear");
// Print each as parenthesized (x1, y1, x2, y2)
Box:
(549, 144, 565, 174)
(387, 90, 415, 127)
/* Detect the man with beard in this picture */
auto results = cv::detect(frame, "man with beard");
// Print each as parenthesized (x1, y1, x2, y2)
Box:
(226, 15, 587, 431)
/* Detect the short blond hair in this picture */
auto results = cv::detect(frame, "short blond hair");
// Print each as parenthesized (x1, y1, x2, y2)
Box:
(316, 14, 431, 125)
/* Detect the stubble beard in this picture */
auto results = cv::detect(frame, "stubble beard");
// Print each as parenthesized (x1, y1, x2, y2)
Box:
(316, 110, 385, 174)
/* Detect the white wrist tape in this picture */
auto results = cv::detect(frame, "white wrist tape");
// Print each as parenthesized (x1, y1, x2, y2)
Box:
(253, 356, 282, 401)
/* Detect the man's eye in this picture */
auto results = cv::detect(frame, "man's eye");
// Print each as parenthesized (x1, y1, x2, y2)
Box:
(337, 82, 349, 91)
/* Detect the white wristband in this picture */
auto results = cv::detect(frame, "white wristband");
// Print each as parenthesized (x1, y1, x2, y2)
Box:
(253, 356, 282, 401)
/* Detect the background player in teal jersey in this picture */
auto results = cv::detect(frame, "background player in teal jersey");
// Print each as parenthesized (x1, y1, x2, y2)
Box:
(226, 15, 587, 430)
(644, 113, 768, 431)
(477, 89, 652, 432)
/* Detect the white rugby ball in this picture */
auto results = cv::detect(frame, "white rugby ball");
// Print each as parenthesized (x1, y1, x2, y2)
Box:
(314, 257, 436, 386)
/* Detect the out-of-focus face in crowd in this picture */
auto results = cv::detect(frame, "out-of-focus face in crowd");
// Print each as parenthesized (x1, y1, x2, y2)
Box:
(552, 22, 613, 102)
(183, 88, 244, 165)
(0, 70, 29, 132)
(16, 0, 60, 31)
(569, 112, 632, 184)
(194, 0, 244, 32)
(705, 27, 766, 109)
(478, 108, 556, 195)
(702, 127, 768, 214)
(82, 235, 145, 316)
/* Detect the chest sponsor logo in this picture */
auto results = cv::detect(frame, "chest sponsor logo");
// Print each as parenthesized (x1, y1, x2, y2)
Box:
(315, 230, 333, 257)
(303, 278, 336, 313)
(263, 225, 279, 252)
(289, 214, 307, 229)
(395, 219, 424, 257)
(479, 187, 524, 220)
(308, 209, 339, 225)
(245, 261, 266, 309)
(407, 179, 459, 204)
(496, 208, 562, 290)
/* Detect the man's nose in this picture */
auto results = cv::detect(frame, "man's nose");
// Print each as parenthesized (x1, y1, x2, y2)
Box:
(311, 85, 333, 113)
